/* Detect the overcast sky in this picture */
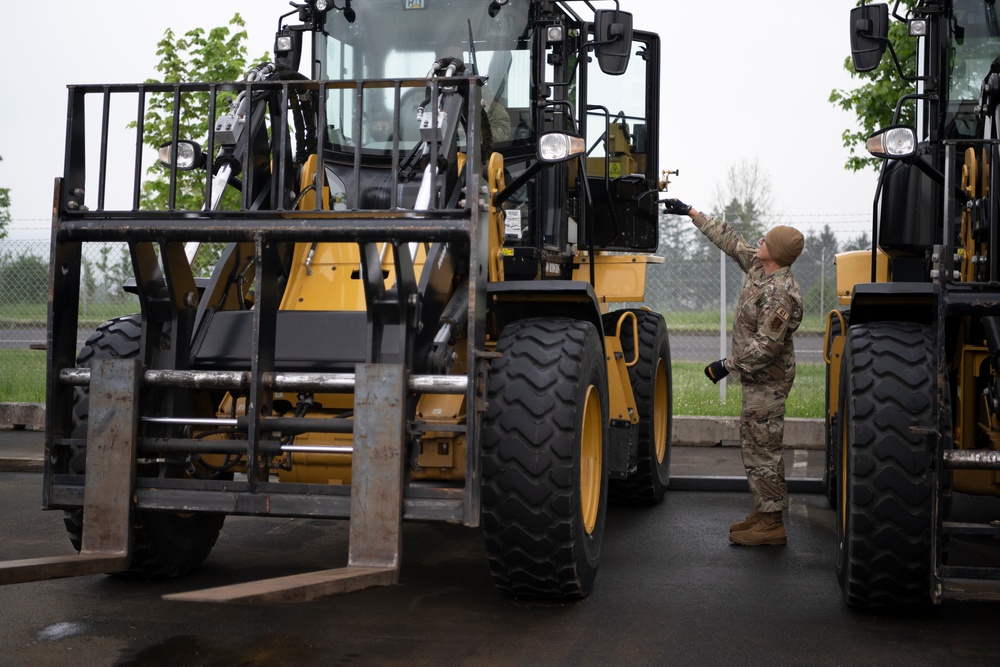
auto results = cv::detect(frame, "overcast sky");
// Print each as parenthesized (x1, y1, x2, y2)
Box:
(0, 1, 877, 241)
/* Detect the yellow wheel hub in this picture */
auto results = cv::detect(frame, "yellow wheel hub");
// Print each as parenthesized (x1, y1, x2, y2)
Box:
(653, 359, 668, 464)
(580, 385, 603, 535)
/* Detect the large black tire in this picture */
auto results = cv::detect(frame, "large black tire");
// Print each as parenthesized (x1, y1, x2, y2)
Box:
(66, 314, 225, 579)
(481, 318, 609, 599)
(836, 321, 935, 610)
(602, 309, 672, 504)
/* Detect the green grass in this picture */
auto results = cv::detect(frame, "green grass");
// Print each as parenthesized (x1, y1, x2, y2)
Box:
(2, 301, 136, 327)
(671, 361, 824, 419)
(0, 349, 47, 403)
(665, 310, 830, 335)
(4, 304, 832, 333)
(0, 349, 826, 419)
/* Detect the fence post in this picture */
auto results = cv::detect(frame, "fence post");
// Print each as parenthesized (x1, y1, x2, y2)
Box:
(719, 249, 727, 402)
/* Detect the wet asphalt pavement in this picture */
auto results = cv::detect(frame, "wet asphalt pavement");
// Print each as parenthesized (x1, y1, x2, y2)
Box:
(2, 429, 1000, 666)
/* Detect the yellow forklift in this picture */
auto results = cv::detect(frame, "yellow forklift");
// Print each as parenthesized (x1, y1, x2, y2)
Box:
(827, 0, 1000, 609)
(0, 0, 671, 602)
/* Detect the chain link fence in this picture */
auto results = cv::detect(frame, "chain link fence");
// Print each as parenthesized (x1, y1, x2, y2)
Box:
(0, 237, 138, 351)
(1, 214, 869, 403)
(643, 214, 868, 334)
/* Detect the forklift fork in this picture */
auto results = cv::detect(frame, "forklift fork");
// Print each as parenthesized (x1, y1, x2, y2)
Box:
(0, 358, 139, 584)
(163, 363, 407, 603)
(0, 362, 410, 603)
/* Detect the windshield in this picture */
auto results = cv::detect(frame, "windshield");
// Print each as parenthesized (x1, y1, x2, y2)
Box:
(948, 0, 1000, 132)
(318, 0, 532, 154)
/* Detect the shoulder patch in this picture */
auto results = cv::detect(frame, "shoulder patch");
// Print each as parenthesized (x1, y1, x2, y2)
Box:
(765, 305, 790, 341)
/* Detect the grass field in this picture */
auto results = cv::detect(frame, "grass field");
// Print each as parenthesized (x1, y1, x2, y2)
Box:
(0, 349, 47, 403)
(0, 349, 825, 418)
(1, 302, 833, 334)
(671, 361, 824, 418)
(2, 301, 136, 328)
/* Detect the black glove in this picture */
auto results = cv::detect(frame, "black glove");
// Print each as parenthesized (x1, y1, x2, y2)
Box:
(663, 198, 691, 216)
(705, 359, 729, 384)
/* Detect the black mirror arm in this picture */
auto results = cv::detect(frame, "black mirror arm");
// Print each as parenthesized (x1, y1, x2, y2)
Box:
(493, 161, 544, 208)
(857, 24, 927, 85)
(899, 156, 968, 204)
(891, 92, 936, 125)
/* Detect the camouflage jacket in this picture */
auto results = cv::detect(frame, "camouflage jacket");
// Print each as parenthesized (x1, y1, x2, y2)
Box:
(692, 212, 803, 390)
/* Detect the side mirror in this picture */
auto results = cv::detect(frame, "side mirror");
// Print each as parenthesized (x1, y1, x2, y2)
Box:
(850, 4, 889, 73)
(594, 10, 633, 76)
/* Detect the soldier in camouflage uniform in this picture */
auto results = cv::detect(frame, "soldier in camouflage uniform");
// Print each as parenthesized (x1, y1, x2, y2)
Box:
(664, 198, 804, 546)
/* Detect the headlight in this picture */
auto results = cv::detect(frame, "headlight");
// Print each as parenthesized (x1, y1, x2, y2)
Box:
(538, 132, 585, 163)
(866, 126, 916, 159)
(908, 19, 928, 37)
(275, 32, 294, 54)
(158, 141, 204, 171)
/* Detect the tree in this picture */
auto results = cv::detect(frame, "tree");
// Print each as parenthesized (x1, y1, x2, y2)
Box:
(712, 157, 773, 243)
(139, 14, 258, 212)
(0, 253, 48, 303)
(797, 224, 840, 319)
(842, 231, 872, 252)
(94, 244, 133, 299)
(0, 154, 10, 241)
(829, 1, 917, 172)
(659, 160, 776, 312)
(136, 14, 269, 276)
(654, 212, 711, 311)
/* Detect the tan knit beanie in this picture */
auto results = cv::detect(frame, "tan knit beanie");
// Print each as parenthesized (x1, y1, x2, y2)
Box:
(764, 226, 804, 267)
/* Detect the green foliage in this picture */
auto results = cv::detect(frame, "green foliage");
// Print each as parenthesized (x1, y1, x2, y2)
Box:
(94, 244, 132, 297)
(0, 154, 10, 241)
(795, 224, 840, 318)
(133, 14, 270, 275)
(0, 350, 46, 403)
(841, 231, 872, 251)
(136, 13, 266, 213)
(829, 1, 917, 172)
(0, 253, 48, 303)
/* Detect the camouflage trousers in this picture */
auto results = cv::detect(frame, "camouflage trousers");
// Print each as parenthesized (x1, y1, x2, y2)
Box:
(739, 383, 790, 512)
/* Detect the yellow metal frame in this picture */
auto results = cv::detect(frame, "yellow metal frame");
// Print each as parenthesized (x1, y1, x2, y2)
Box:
(487, 152, 506, 283)
(953, 342, 1000, 494)
(604, 310, 641, 426)
(202, 154, 444, 484)
(823, 309, 847, 426)
(572, 254, 660, 304)
(834, 249, 890, 306)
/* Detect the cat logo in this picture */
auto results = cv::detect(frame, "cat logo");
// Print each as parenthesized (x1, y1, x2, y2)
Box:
(405, 0, 426, 9)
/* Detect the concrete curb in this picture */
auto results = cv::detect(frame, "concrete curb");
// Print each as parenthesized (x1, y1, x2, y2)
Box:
(0, 403, 45, 431)
(672, 415, 823, 450)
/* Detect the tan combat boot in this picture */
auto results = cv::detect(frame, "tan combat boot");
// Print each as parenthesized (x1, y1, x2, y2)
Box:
(729, 509, 763, 533)
(729, 511, 786, 546)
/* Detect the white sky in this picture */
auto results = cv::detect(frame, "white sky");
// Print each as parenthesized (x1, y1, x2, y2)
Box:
(0, 1, 876, 241)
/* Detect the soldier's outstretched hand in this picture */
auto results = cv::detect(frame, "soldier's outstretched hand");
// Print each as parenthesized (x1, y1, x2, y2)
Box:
(663, 198, 691, 216)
